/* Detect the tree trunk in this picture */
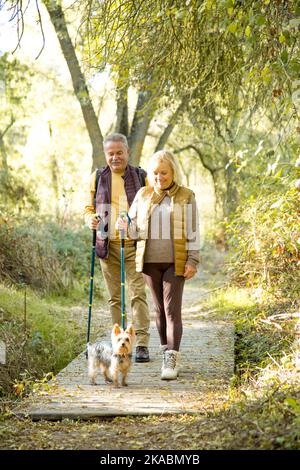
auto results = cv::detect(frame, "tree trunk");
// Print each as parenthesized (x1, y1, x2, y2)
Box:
(48, 122, 60, 220)
(115, 97, 129, 136)
(44, 0, 105, 170)
(0, 117, 15, 172)
(155, 99, 186, 152)
(115, 72, 129, 136)
(0, 135, 8, 173)
(128, 91, 155, 166)
(224, 161, 238, 216)
(211, 170, 227, 223)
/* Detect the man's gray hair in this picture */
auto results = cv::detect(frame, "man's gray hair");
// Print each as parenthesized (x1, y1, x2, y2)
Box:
(103, 133, 129, 148)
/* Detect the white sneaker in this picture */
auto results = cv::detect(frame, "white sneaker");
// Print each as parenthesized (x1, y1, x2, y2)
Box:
(161, 350, 180, 380)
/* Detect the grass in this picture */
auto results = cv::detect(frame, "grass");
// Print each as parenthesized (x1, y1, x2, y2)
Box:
(202, 286, 256, 316)
(207, 286, 255, 311)
(0, 282, 87, 397)
(201, 285, 298, 377)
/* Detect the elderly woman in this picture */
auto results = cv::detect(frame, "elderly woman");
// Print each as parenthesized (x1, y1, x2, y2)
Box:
(117, 150, 200, 380)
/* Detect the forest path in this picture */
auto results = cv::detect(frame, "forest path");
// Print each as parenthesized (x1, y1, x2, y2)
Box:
(13, 249, 234, 420)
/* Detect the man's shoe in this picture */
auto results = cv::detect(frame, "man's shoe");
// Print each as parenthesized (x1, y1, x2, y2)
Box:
(135, 346, 150, 363)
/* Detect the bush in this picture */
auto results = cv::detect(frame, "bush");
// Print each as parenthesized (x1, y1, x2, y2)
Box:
(0, 216, 93, 294)
(227, 186, 300, 300)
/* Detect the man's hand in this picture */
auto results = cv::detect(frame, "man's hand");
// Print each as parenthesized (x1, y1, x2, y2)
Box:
(183, 264, 197, 280)
(88, 214, 100, 230)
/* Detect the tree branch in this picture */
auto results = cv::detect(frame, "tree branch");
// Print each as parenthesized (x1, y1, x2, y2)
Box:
(174, 145, 224, 174)
(0, 115, 16, 139)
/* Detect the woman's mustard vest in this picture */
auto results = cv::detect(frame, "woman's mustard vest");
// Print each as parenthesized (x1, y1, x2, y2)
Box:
(134, 186, 194, 276)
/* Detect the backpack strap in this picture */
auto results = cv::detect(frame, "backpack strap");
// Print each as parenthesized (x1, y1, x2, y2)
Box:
(135, 166, 147, 187)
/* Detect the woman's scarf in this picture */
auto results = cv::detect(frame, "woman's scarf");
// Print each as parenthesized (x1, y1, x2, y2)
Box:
(150, 181, 180, 206)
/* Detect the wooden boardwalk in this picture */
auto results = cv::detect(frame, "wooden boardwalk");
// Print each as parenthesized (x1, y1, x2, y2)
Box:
(14, 318, 234, 420)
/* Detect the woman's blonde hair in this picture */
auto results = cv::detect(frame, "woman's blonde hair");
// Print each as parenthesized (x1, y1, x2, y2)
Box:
(147, 150, 181, 187)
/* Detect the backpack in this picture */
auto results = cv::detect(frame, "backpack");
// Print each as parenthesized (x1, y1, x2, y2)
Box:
(93, 166, 146, 209)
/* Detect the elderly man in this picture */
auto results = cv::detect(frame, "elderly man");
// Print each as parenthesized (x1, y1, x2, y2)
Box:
(84, 133, 150, 362)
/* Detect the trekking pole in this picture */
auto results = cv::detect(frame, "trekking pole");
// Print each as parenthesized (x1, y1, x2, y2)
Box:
(86, 216, 99, 359)
(119, 211, 127, 331)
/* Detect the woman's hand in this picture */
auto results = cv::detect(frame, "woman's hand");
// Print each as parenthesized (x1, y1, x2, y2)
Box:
(183, 264, 197, 280)
(116, 217, 129, 232)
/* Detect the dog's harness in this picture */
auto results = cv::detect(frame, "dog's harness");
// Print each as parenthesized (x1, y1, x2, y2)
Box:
(112, 353, 132, 364)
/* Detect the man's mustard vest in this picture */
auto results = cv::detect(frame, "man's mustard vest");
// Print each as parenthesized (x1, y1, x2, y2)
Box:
(134, 186, 195, 276)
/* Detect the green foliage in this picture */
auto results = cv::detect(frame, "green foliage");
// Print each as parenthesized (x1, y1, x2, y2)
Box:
(79, 0, 300, 110)
(227, 183, 300, 299)
(0, 53, 32, 111)
(0, 53, 32, 156)
(0, 166, 39, 213)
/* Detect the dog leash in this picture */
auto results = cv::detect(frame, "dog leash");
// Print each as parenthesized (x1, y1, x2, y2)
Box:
(86, 214, 101, 359)
(119, 210, 127, 330)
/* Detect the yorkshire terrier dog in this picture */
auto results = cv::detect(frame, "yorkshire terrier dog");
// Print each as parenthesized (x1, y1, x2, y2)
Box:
(87, 324, 135, 387)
